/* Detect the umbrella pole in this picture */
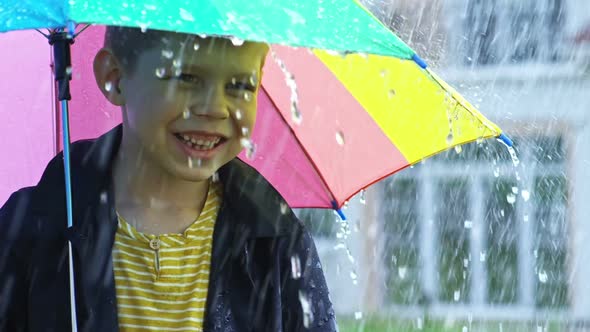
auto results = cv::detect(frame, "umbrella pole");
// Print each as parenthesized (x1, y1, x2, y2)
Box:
(48, 28, 78, 332)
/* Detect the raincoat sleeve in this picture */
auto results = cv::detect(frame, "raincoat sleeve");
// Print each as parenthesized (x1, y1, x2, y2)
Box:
(283, 222, 338, 332)
(0, 189, 33, 332)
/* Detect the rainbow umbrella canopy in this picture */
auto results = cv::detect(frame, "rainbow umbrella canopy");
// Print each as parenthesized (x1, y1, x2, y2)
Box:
(0, 0, 511, 214)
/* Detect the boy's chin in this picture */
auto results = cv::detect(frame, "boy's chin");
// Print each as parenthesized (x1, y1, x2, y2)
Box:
(170, 162, 219, 182)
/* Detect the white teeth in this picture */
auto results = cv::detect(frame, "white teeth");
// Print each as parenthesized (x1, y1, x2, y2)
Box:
(177, 134, 222, 150)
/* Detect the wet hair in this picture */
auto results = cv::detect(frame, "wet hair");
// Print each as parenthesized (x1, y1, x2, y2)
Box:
(104, 26, 170, 75)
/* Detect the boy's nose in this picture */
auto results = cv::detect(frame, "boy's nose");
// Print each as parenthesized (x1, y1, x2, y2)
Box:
(189, 87, 229, 119)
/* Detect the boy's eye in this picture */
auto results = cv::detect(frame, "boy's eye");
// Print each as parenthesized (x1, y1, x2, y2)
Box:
(228, 81, 257, 92)
(172, 73, 202, 85)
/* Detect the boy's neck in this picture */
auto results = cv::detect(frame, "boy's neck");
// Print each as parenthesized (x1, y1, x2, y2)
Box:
(112, 136, 210, 234)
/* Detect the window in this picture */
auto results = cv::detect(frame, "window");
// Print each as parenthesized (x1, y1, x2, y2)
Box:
(380, 134, 569, 309)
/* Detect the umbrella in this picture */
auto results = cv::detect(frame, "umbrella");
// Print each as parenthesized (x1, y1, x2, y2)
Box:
(0, 0, 512, 328)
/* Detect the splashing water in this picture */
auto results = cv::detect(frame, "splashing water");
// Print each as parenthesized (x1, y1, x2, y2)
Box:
(497, 138, 520, 167)
(229, 36, 245, 46)
(240, 138, 256, 159)
(155, 67, 166, 78)
(298, 291, 314, 328)
(291, 255, 302, 279)
(271, 51, 302, 125)
(161, 49, 174, 59)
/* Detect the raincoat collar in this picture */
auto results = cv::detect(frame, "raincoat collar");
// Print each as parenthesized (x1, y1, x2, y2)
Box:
(32, 124, 294, 239)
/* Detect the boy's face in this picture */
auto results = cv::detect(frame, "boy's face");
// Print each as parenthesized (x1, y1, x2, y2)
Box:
(96, 34, 269, 181)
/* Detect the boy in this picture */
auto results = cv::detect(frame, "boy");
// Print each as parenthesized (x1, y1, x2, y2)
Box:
(0, 26, 337, 331)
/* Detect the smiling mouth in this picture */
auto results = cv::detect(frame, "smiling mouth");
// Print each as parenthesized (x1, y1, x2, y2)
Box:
(173, 133, 227, 151)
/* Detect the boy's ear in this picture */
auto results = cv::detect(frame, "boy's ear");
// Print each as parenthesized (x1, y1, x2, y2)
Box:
(93, 48, 125, 106)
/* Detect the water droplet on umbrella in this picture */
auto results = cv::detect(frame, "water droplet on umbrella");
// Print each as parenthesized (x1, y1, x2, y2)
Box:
(521, 190, 530, 201)
(335, 131, 345, 145)
(464, 220, 473, 229)
(354, 311, 363, 320)
(193, 42, 200, 51)
(291, 255, 301, 279)
(241, 127, 249, 136)
(234, 109, 243, 120)
(359, 190, 366, 205)
(298, 291, 314, 328)
(388, 89, 396, 99)
(446, 132, 454, 145)
(454, 290, 461, 301)
(240, 138, 256, 159)
(506, 193, 516, 204)
(229, 36, 245, 46)
(162, 49, 174, 59)
(179, 8, 195, 21)
(538, 270, 548, 283)
(182, 109, 191, 119)
(455, 145, 462, 154)
(155, 67, 166, 78)
(291, 103, 302, 124)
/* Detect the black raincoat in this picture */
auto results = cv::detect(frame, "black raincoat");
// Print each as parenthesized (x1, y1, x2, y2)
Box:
(0, 126, 337, 331)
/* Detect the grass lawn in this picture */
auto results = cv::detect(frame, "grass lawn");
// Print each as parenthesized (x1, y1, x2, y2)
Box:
(337, 316, 566, 332)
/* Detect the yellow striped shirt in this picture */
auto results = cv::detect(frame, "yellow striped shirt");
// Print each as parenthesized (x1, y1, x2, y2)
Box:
(113, 181, 221, 332)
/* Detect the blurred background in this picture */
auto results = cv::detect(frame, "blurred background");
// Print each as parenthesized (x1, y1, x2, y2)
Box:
(296, 0, 590, 331)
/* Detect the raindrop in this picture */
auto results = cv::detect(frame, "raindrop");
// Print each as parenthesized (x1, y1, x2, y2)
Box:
(179, 8, 195, 21)
(446, 132, 454, 145)
(182, 109, 191, 119)
(298, 291, 314, 328)
(454, 145, 462, 154)
(193, 42, 200, 51)
(493, 167, 500, 177)
(212, 172, 219, 182)
(511, 186, 519, 194)
(416, 317, 424, 330)
(359, 189, 366, 205)
(240, 138, 256, 159)
(172, 58, 182, 68)
(521, 190, 531, 202)
(537, 326, 543, 332)
(100, 191, 108, 203)
(155, 67, 166, 78)
(534, 249, 538, 258)
(497, 139, 520, 167)
(161, 49, 174, 59)
(506, 193, 516, 204)
(241, 127, 249, 136)
(538, 270, 548, 283)
(350, 270, 358, 284)
(354, 312, 363, 320)
(66, 66, 72, 75)
(187, 157, 193, 168)
(291, 255, 302, 279)
(229, 36, 245, 46)
(380, 69, 388, 77)
(524, 214, 530, 222)
(139, 23, 148, 33)
(462, 326, 468, 332)
(280, 202, 289, 215)
(231, 77, 237, 85)
(104, 81, 113, 92)
(335, 131, 345, 146)
(388, 89, 396, 99)
(234, 109, 243, 120)
(398, 266, 408, 279)
(480, 251, 486, 262)
(464, 220, 473, 229)
(249, 76, 257, 86)
(243, 92, 252, 101)
(453, 290, 461, 301)
(291, 103, 302, 125)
